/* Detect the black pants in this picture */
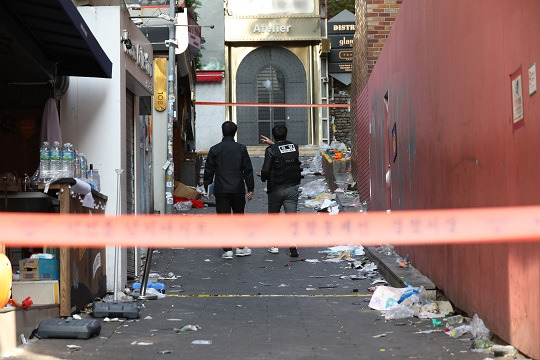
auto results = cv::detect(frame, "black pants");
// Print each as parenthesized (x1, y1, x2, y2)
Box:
(215, 193, 246, 251)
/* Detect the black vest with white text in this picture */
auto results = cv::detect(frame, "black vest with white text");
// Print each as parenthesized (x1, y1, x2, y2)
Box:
(269, 140, 302, 188)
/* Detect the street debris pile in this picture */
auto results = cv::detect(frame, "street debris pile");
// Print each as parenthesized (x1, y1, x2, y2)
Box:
(299, 142, 367, 213)
(367, 274, 517, 357)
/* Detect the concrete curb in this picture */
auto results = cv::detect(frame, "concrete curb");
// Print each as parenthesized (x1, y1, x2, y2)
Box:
(335, 192, 437, 301)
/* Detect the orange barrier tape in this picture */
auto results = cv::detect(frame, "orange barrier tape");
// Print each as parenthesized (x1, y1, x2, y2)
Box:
(194, 101, 350, 108)
(1, 206, 539, 248)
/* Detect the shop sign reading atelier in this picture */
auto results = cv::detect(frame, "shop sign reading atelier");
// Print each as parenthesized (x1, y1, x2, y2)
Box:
(225, 17, 321, 41)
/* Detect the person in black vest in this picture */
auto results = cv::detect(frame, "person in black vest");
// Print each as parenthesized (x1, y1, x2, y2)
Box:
(260, 124, 301, 257)
(204, 121, 255, 259)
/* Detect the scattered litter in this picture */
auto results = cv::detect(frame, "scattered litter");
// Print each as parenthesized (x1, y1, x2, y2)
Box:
(72, 314, 82, 320)
(138, 287, 166, 299)
(191, 340, 212, 345)
(309, 275, 325, 278)
(414, 329, 443, 334)
(372, 334, 386, 338)
(370, 278, 388, 285)
(278, 284, 289, 287)
(177, 325, 201, 333)
(204, 259, 211, 262)
(103, 317, 119, 322)
(471, 313, 491, 340)
(304, 259, 320, 263)
(445, 324, 471, 338)
(490, 345, 517, 357)
(158, 350, 172, 354)
(167, 319, 183, 321)
(19, 334, 27, 345)
(394, 323, 408, 326)
(369, 286, 423, 311)
(258, 282, 271, 286)
(265, 259, 274, 262)
(144, 316, 153, 320)
(384, 305, 415, 320)
(432, 319, 443, 327)
(318, 284, 337, 289)
(66, 345, 81, 351)
(132, 341, 154, 346)
(306, 288, 317, 291)
(328, 206, 340, 215)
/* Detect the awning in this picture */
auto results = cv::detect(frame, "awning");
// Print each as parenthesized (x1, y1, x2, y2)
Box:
(0, 0, 112, 78)
(196, 71, 224, 83)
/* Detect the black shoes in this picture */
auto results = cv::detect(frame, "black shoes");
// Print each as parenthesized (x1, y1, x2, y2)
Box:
(289, 247, 299, 257)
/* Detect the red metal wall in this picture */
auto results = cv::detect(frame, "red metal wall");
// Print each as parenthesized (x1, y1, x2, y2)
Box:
(361, 1, 540, 358)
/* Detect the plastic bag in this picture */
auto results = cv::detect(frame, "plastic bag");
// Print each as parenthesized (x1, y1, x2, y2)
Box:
(300, 179, 329, 197)
(174, 201, 192, 212)
(471, 313, 491, 340)
(384, 305, 415, 320)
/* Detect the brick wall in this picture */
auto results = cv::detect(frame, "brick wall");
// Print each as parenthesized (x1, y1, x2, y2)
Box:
(330, 93, 351, 146)
(366, 0, 403, 74)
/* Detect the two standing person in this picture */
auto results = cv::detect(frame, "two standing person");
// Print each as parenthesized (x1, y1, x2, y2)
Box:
(204, 122, 301, 259)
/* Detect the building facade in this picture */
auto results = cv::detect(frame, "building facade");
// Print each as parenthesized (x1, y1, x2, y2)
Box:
(224, 0, 324, 146)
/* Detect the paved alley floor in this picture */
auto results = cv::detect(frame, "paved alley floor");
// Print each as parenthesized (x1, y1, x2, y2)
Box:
(2, 158, 492, 360)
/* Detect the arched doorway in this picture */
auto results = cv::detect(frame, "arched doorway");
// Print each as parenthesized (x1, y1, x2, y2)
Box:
(236, 46, 307, 145)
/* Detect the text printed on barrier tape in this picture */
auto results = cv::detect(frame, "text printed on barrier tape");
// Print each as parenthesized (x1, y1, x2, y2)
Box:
(0, 206, 539, 248)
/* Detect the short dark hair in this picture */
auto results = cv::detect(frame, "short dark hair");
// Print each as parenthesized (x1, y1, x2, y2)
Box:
(272, 124, 287, 141)
(222, 121, 237, 137)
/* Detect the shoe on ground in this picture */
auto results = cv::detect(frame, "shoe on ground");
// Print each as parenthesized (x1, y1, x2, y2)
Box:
(235, 247, 252, 257)
(289, 247, 299, 257)
(268, 247, 279, 254)
(222, 251, 233, 259)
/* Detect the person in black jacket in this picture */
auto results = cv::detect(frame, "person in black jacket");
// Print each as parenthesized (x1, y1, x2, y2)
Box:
(260, 124, 301, 257)
(204, 121, 255, 259)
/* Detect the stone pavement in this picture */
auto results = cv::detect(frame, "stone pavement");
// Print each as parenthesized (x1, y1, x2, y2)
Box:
(2, 157, 492, 360)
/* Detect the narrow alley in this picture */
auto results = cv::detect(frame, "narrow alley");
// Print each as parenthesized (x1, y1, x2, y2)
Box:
(2, 157, 494, 360)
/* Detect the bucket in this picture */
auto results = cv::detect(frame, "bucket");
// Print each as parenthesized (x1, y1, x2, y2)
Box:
(0, 253, 12, 308)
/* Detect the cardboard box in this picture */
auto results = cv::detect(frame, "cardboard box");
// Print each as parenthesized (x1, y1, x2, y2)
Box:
(19, 258, 60, 281)
(11, 280, 59, 305)
(174, 180, 201, 200)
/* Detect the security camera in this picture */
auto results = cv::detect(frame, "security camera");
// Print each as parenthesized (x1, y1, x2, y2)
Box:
(123, 38, 132, 50)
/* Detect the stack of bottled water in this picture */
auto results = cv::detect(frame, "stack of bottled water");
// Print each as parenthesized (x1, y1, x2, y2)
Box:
(39, 142, 95, 186)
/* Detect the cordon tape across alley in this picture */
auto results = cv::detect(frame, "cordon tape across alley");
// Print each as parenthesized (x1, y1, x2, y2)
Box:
(0, 206, 539, 248)
(194, 101, 350, 108)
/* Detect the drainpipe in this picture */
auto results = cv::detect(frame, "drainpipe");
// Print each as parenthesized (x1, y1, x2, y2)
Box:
(164, 0, 176, 214)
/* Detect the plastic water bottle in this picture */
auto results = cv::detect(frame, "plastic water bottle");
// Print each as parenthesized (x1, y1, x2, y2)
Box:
(39, 142, 51, 180)
(62, 143, 74, 177)
(446, 324, 471, 338)
(444, 315, 464, 325)
(73, 150, 79, 179)
(79, 153, 87, 181)
(490, 345, 517, 357)
(87, 164, 95, 189)
(93, 168, 100, 192)
(50, 141, 62, 178)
